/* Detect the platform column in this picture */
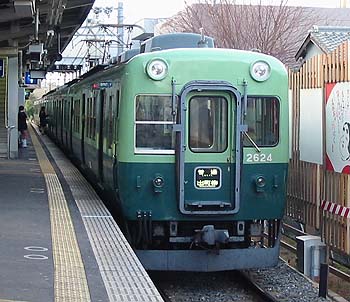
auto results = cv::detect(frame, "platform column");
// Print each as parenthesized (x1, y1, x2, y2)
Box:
(8, 54, 20, 158)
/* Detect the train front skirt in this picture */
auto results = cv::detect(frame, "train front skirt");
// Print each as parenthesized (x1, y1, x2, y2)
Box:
(136, 235, 281, 271)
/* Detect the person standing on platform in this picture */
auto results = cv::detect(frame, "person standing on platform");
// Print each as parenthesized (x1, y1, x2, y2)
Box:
(39, 106, 48, 134)
(18, 105, 28, 148)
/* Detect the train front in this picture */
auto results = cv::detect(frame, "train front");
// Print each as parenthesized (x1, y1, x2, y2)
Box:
(117, 34, 289, 271)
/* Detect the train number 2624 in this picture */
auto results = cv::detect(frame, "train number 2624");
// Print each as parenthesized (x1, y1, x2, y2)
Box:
(246, 153, 272, 162)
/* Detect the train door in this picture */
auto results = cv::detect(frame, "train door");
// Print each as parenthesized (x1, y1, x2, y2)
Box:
(175, 83, 243, 215)
(98, 90, 105, 182)
(103, 92, 115, 186)
(112, 89, 120, 190)
(69, 97, 74, 152)
(60, 100, 64, 145)
(64, 99, 68, 147)
(54, 101, 58, 139)
(81, 93, 86, 164)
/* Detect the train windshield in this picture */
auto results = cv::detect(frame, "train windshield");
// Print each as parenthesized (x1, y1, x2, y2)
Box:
(243, 97, 279, 147)
(189, 96, 228, 152)
(135, 95, 176, 153)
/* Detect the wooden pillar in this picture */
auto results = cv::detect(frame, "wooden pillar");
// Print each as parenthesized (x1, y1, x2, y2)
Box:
(316, 165, 321, 230)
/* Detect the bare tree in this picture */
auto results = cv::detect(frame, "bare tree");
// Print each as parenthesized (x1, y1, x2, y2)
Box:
(159, 0, 325, 66)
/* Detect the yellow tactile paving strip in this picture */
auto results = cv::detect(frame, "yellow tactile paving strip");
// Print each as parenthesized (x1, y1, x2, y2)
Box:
(29, 127, 91, 302)
(0, 299, 28, 302)
(40, 131, 164, 301)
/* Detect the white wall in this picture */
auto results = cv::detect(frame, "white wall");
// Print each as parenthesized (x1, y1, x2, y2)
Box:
(304, 43, 324, 61)
(299, 88, 323, 164)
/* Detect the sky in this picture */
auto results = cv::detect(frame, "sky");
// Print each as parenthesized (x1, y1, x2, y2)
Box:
(93, 0, 350, 24)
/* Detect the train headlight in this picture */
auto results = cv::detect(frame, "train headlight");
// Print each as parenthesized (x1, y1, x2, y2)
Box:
(255, 176, 266, 193)
(250, 61, 271, 82)
(153, 175, 164, 193)
(146, 59, 168, 80)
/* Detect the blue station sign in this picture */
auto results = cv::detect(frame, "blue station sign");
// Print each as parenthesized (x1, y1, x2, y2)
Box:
(24, 72, 38, 85)
(0, 59, 4, 78)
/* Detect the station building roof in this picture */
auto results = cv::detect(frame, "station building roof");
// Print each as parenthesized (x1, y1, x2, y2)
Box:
(296, 26, 350, 61)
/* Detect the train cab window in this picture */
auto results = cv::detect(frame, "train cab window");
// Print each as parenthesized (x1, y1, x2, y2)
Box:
(135, 95, 175, 153)
(243, 97, 279, 147)
(189, 96, 228, 152)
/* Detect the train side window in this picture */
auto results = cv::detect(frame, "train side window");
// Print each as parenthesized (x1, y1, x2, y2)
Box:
(116, 89, 120, 118)
(73, 99, 80, 133)
(243, 97, 279, 147)
(189, 96, 228, 153)
(86, 96, 96, 140)
(135, 95, 175, 153)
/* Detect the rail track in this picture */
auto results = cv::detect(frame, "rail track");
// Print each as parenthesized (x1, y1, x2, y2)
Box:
(150, 270, 280, 302)
(239, 271, 280, 302)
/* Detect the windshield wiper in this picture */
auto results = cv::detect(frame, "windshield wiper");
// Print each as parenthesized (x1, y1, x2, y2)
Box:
(243, 131, 261, 153)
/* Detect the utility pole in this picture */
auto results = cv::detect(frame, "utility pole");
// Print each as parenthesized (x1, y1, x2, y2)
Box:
(117, 2, 124, 55)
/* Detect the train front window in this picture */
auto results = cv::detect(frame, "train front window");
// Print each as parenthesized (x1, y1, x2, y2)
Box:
(243, 97, 279, 147)
(189, 96, 228, 152)
(135, 95, 175, 153)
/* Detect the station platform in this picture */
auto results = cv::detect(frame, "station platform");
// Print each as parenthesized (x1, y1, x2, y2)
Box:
(0, 125, 163, 302)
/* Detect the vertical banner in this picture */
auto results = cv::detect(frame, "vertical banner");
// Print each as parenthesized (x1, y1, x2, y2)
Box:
(299, 88, 323, 164)
(325, 82, 350, 174)
(0, 59, 4, 78)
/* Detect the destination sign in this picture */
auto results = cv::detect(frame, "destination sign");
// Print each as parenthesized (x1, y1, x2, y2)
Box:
(92, 82, 113, 89)
(195, 167, 221, 189)
(51, 64, 83, 72)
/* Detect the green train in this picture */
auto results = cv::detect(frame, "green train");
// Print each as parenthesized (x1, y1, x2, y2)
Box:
(36, 33, 289, 271)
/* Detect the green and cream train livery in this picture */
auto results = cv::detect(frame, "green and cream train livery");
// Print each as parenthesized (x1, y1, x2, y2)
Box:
(39, 33, 288, 271)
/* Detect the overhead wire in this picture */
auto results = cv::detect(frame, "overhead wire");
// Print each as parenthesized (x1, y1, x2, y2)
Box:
(71, 40, 87, 65)
(103, 26, 128, 47)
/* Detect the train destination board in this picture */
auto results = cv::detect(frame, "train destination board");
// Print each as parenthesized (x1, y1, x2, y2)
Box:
(92, 81, 113, 89)
(195, 167, 221, 189)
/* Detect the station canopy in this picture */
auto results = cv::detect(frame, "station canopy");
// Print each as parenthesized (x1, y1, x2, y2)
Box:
(0, 0, 94, 65)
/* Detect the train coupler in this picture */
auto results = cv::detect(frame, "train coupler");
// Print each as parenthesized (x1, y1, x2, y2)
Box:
(193, 225, 230, 246)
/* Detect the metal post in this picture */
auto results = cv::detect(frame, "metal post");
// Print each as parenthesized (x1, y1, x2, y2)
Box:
(117, 2, 124, 55)
(18, 50, 23, 86)
(319, 263, 328, 298)
(35, 8, 39, 41)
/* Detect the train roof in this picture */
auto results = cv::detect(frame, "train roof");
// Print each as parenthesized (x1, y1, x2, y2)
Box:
(80, 64, 108, 80)
(41, 33, 286, 98)
(140, 33, 214, 53)
(107, 33, 215, 66)
(118, 48, 140, 63)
